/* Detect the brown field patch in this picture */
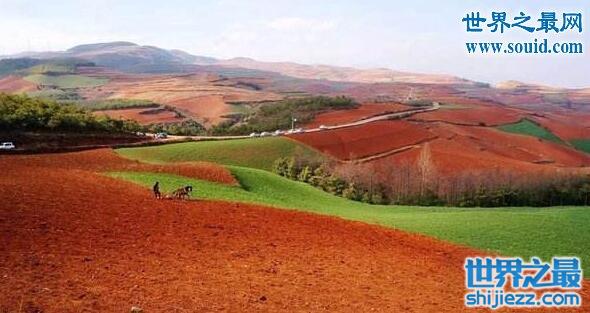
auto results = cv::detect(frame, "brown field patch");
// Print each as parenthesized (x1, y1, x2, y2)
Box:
(94, 107, 185, 125)
(412, 104, 524, 126)
(305, 102, 410, 128)
(0, 75, 38, 92)
(290, 120, 435, 160)
(531, 113, 590, 141)
(87, 73, 282, 126)
(368, 122, 590, 178)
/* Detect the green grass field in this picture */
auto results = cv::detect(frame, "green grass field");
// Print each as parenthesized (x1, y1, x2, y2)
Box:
(25, 63, 76, 75)
(439, 103, 469, 110)
(76, 99, 158, 111)
(227, 103, 254, 114)
(108, 166, 590, 276)
(116, 137, 322, 171)
(571, 139, 590, 153)
(24, 74, 108, 89)
(498, 119, 563, 143)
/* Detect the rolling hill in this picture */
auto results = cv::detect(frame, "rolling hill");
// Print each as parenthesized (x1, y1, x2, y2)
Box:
(0, 41, 588, 166)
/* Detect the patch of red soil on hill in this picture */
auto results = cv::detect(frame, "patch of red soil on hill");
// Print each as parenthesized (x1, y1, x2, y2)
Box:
(436, 123, 589, 166)
(368, 122, 590, 178)
(531, 113, 590, 141)
(86, 73, 283, 126)
(0, 75, 38, 92)
(94, 108, 185, 125)
(306, 102, 410, 128)
(412, 105, 524, 126)
(2, 151, 587, 312)
(290, 120, 436, 160)
(10, 148, 238, 185)
(166, 95, 231, 125)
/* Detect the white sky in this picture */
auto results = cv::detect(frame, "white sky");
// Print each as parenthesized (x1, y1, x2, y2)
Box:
(0, 0, 588, 87)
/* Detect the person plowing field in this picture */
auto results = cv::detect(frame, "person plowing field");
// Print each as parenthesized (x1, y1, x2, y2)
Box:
(153, 181, 161, 199)
(153, 182, 193, 200)
(170, 185, 193, 200)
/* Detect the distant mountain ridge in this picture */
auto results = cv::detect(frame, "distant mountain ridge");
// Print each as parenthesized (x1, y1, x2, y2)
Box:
(218, 58, 471, 85)
(1, 41, 472, 85)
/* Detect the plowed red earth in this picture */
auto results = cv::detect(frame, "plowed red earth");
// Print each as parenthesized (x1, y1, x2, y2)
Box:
(306, 102, 410, 128)
(290, 120, 435, 160)
(412, 105, 524, 126)
(3, 150, 588, 312)
(8, 149, 237, 185)
(531, 114, 590, 141)
(166, 95, 231, 126)
(94, 108, 185, 125)
(85, 72, 283, 126)
(369, 122, 590, 176)
(432, 123, 590, 167)
(0, 75, 38, 92)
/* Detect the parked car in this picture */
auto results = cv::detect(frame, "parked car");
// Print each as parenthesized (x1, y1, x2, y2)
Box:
(273, 130, 284, 136)
(260, 131, 271, 137)
(293, 128, 305, 134)
(0, 142, 15, 150)
(249, 132, 260, 137)
(155, 132, 168, 139)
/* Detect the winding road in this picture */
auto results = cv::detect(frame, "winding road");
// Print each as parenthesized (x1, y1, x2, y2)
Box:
(155, 101, 441, 142)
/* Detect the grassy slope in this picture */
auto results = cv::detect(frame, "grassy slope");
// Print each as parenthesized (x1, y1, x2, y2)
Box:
(108, 166, 590, 276)
(571, 139, 590, 153)
(498, 119, 563, 143)
(76, 99, 158, 111)
(26, 63, 76, 74)
(23, 74, 108, 88)
(116, 137, 322, 171)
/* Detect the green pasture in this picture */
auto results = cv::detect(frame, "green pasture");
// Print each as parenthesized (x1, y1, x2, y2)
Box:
(116, 137, 321, 171)
(498, 119, 563, 143)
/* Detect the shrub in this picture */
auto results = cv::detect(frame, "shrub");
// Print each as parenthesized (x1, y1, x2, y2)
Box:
(0, 93, 140, 133)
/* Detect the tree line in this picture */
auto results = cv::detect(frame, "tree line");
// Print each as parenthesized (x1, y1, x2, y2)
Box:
(273, 148, 590, 207)
(0, 93, 141, 133)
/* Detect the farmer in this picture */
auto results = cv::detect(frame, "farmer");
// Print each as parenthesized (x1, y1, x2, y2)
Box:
(153, 181, 161, 199)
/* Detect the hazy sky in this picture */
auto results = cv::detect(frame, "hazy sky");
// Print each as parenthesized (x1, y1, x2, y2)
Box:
(1, 0, 588, 87)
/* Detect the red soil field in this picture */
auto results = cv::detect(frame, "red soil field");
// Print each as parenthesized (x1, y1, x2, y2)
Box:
(437, 123, 589, 166)
(290, 120, 436, 160)
(2, 150, 588, 312)
(166, 95, 231, 126)
(306, 102, 410, 128)
(412, 105, 524, 126)
(336, 82, 462, 102)
(86, 73, 283, 126)
(531, 113, 590, 141)
(10, 149, 238, 185)
(0, 75, 38, 92)
(369, 122, 590, 178)
(94, 108, 185, 125)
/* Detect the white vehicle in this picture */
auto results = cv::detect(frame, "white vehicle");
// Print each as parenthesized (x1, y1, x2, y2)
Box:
(0, 142, 15, 150)
(319, 125, 328, 130)
(293, 128, 305, 134)
(249, 132, 260, 137)
(260, 131, 271, 137)
(154, 132, 168, 139)
(273, 130, 283, 136)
